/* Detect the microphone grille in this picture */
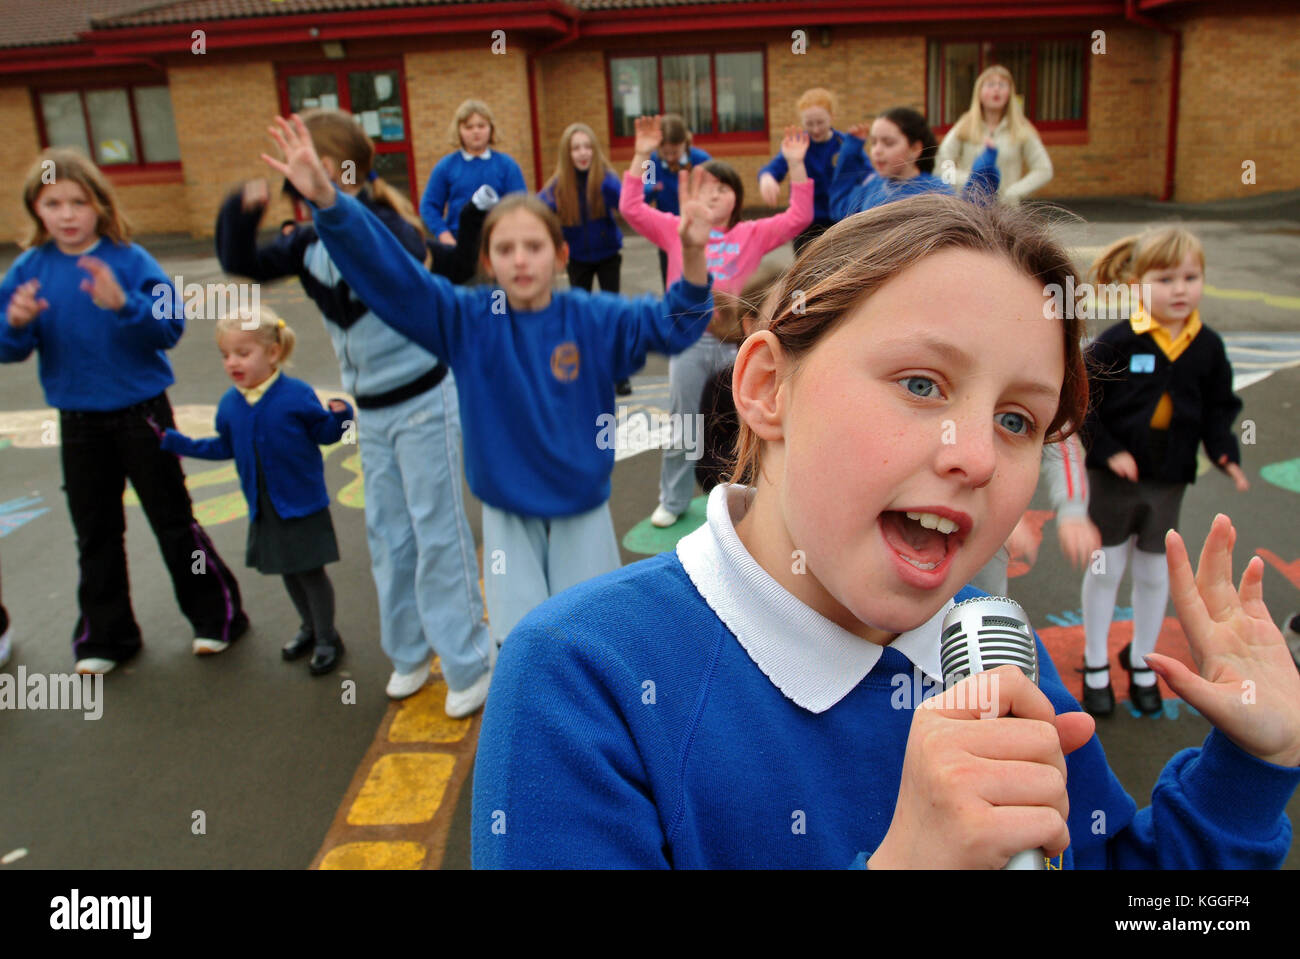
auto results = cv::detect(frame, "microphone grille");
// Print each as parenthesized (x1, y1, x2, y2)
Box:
(939, 595, 1037, 686)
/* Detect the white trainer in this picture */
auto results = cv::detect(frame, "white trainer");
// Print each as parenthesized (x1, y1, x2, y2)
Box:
(192, 638, 230, 655)
(386, 655, 435, 700)
(74, 657, 117, 675)
(445, 666, 493, 719)
(651, 505, 680, 528)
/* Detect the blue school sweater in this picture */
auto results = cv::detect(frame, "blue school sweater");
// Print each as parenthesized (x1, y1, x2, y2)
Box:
(538, 169, 624, 264)
(643, 147, 712, 215)
(829, 132, 1000, 221)
(420, 149, 526, 236)
(311, 189, 713, 518)
(758, 130, 846, 223)
(0, 238, 182, 411)
(160, 373, 352, 521)
(472, 484, 1300, 868)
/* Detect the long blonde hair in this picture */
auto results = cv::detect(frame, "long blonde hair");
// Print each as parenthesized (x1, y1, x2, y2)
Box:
(950, 65, 1034, 145)
(545, 123, 613, 227)
(21, 148, 131, 249)
(300, 109, 425, 238)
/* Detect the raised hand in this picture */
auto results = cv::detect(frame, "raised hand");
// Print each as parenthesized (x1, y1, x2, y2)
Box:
(633, 115, 663, 159)
(677, 167, 712, 250)
(6, 279, 48, 329)
(328, 399, 349, 414)
(847, 122, 871, 140)
(78, 256, 126, 312)
(758, 172, 780, 207)
(1146, 516, 1300, 767)
(262, 114, 336, 209)
(242, 178, 270, 212)
(1107, 450, 1139, 482)
(780, 126, 811, 163)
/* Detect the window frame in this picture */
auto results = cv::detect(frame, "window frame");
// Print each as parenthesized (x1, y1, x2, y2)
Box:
(926, 34, 1090, 136)
(605, 45, 769, 147)
(31, 81, 182, 174)
(275, 57, 418, 207)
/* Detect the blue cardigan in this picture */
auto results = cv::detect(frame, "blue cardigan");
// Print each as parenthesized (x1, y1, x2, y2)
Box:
(161, 373, 352, 521)
(643, 146, 711, 215)
(759, 130, 846, 223)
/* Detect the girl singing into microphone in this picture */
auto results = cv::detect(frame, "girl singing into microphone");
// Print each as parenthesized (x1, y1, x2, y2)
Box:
(471, 194, 1300, 868)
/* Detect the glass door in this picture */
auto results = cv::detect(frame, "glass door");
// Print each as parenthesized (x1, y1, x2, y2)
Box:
(278, 61, 415, 205)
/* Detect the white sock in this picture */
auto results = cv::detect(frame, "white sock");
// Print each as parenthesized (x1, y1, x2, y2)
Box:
(1128, 548, 1169, 687)
(1081, 541, 1131, 688)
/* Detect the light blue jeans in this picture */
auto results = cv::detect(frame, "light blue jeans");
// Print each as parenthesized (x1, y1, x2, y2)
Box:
(481, 500, 621, 646)
(356, 376, 494, 691)
(659, 332, 738, 515)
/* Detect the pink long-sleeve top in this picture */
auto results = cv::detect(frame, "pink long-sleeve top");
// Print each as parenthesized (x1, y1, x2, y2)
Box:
(620, 170, 813, 297)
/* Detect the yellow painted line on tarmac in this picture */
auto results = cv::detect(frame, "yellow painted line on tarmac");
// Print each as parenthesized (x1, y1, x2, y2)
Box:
(309, 557, 490, 871)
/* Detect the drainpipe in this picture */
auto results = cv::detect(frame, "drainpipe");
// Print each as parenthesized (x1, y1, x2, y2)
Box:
(526, 6, 582, 188)
(1125, 0, 1180, 202)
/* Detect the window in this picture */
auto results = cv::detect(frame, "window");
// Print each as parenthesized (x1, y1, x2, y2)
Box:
(927, 38, 1086, 131)
(37, 84, 181, 167)
(608, 49, 766, 141)
(279, 61, 415, 204)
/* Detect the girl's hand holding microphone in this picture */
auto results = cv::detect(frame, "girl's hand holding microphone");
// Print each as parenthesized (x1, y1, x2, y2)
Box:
(867, 665, 1095, 869)
(6, 279, 48, 328)
(262, 115, 337, 210)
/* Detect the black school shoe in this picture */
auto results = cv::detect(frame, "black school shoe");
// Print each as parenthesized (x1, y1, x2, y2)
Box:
(309, 633, 344, 676)
(1119, 642, 1162, 715)
(1080, 663, 1114, 717)
(616, 379, 633, 396)
(282, 628, 315, 662)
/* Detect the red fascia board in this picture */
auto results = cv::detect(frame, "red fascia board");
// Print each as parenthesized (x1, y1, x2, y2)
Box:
(84, 3, 571, 55)
(578, 2, 1125, 35)
(0, 44, 154, 74)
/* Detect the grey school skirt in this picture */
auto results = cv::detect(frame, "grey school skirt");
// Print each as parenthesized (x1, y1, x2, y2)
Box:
(245, 462, 339, 575)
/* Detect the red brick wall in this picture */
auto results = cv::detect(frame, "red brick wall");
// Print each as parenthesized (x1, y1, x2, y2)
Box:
(1173, 5, 1300, 202)
(405, 43, 535, 199)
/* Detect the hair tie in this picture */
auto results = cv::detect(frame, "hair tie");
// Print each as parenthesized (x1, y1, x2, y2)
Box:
(367, 170, 378, 182)
(277, 319, 286, 328)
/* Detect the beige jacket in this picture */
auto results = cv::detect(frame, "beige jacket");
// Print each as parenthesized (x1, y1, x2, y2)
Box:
(936, 117, 1053, 205)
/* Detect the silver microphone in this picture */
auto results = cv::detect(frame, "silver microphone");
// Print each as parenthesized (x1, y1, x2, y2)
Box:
(939, 595, 1045, 871)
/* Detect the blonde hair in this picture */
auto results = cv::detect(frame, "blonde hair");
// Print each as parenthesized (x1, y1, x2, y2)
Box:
(1090, 226, 1205, 288)
(796, 88, 837, 117)
(729, 193, 1089, 486)
(448, 99, 499, 149)
(950, 65, 1035, 145)
(300, 109, 425, 238)
(21, 148, 131, 249)
(215, 304, 297, 367)
(546, 123, 613, 227)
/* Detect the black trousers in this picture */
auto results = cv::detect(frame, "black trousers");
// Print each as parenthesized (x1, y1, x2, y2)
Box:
(567, 253, 622, 294)
(657, 249, 669, 292)
(60, 393, 245, 663)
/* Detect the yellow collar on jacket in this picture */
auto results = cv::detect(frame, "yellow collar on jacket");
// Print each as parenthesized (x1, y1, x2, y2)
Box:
(1130, 306, 1201, 362)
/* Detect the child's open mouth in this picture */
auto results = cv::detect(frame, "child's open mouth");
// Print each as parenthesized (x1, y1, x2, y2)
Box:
(879, 510, 969, 586)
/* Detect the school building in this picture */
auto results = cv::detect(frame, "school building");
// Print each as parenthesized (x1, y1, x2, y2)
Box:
(1, 0, 1296, 239)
